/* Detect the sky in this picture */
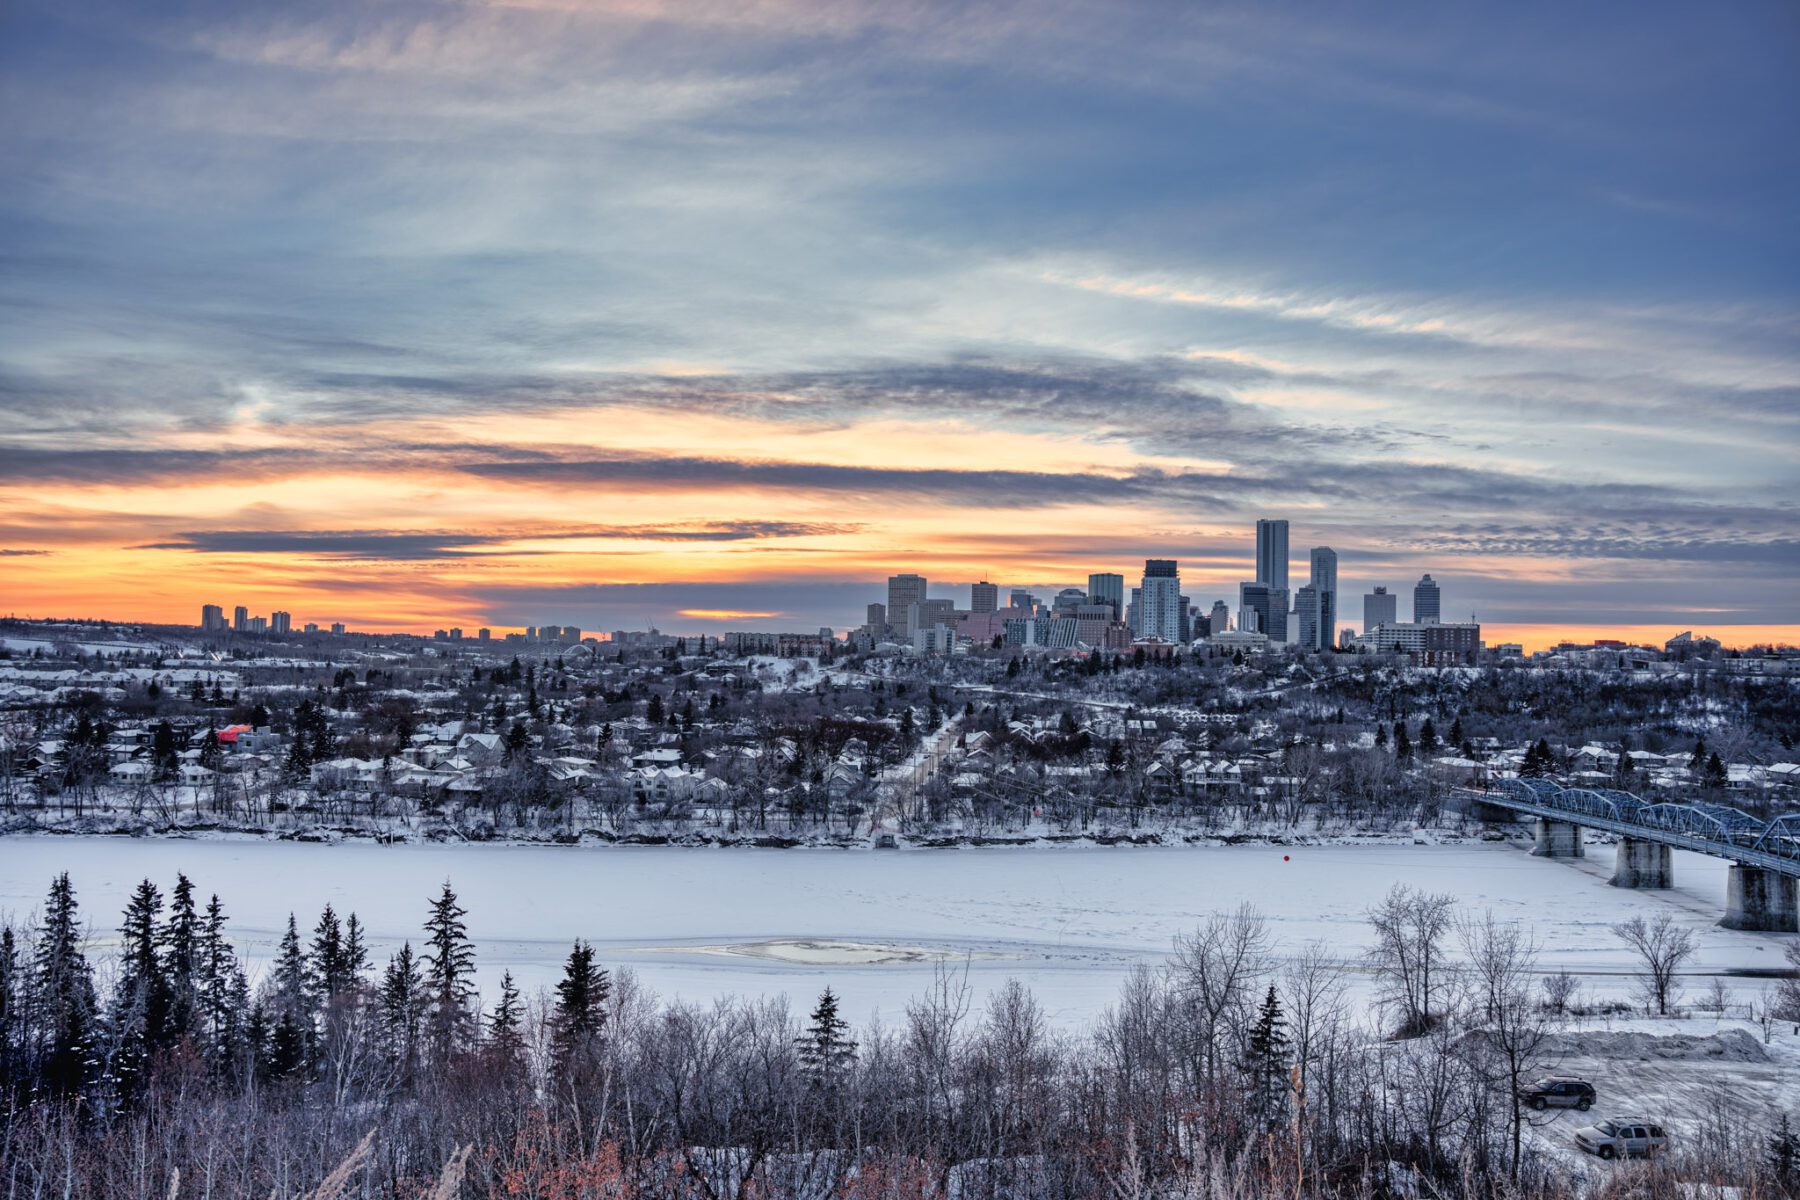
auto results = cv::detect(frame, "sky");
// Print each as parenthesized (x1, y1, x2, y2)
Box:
(0, 0, 1796, 651)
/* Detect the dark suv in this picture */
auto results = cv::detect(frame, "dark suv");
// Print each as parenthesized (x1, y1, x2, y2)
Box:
(1519, 1077, 1595, 1111)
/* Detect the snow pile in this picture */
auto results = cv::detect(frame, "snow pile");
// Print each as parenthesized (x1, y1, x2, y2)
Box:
(1539, 1028, 1768, 1064)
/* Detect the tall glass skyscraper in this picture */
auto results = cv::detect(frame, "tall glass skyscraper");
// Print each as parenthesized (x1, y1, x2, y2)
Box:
(1255, 519, 1289, 591)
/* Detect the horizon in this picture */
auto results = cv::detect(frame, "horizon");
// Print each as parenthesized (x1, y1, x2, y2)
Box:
(2, 1, 1796, 652)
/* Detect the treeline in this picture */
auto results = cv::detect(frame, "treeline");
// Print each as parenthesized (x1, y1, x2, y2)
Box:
(5, 876, 1800, 1198)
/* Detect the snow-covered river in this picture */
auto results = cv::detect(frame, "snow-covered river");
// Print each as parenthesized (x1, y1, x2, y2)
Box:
(0, 835, 1787, 1024)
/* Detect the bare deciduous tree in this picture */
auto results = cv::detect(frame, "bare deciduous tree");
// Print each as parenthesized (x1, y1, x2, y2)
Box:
(1611, 912, 1696, 1015)
(1366, 884, 1457, 1036)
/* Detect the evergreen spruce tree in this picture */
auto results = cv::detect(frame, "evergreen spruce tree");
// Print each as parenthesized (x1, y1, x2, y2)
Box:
(162, 873, 200, 1045)
(1245, 984, 1291, 1128)
(1418, 718, 1438, 757)
(31, 873, 100, 1099)
(1768, 1113, 1799, 1193)
(1705, 751, 1729, 790)
(1393, 722, 1412, 760)
(1374, 723, 1387, 749)
(197, 729, 223, 771)
(488, 970, 525, 1062)
(422, 881, 476, 1058)
(797, 987, 857, 1093)
(1448, 716, 1464, 746)
(344, 913, 369, 983)
(379, 942, 425, 1076)
(551, 940, 610, 1064)
(309, 904, 348, 1003)
(0, 927, 20, 1095)
(110, 879, 170, 1102)
(262, 914, 313, 1077)
(1689, 737, 1708, 770)
(197, 894, 246, 1075)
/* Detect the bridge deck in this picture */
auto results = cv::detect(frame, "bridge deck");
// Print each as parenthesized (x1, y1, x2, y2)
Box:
(1460, 787, 1800, 878)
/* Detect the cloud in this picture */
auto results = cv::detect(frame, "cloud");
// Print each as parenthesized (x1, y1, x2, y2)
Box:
(0, 548, 50, 556)
(134, 521, 860, 560)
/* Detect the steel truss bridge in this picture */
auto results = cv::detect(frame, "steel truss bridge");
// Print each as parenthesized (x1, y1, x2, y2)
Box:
(1475, 778, 1800, 877)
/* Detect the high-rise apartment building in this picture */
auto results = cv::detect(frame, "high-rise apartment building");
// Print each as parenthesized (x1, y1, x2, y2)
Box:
(1414, 574, 1441, 624)
(270, 610, 291, 634)
(330, 622, 346, 635)
(1209, 600, 1231, 636)
(887, 574, 927, 638)
(1363, 586, 1397, 633)
(970, 581, 999, 614)
(201, 604, 225, 631)
(233, 605, 249, 633)
(1087, 573, 1124, 618)
(865, 602, 887, 636)
(478, 628, 491, 640)
(1255, 519, 1290, 591)
(1136, 559, 1183, 642)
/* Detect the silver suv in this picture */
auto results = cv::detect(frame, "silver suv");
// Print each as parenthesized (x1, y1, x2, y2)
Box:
(1574, 1119, 1669, 1160)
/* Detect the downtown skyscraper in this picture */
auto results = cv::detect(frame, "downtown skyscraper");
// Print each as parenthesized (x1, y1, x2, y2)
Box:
(1255, 519, 1289, 591)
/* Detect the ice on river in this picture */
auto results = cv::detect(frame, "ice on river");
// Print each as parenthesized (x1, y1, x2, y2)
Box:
(0, 836, 1789, 1026)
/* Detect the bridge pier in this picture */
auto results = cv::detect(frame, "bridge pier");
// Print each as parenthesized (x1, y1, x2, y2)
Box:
(1722, 867, 1798, 932)
(1610, 838, 1673, 889)
(1531, 819, 1585, 859)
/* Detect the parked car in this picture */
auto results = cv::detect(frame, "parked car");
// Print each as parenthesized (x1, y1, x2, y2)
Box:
(1519, 1076, 1595, 1111)
(1574, 1119, 1669, 1160)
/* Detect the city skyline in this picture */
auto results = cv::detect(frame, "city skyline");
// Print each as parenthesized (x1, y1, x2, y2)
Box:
(1, 2, 1795, 648)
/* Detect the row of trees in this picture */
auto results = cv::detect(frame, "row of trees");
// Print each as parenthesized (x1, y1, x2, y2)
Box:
(4, 874, 1799, 1198)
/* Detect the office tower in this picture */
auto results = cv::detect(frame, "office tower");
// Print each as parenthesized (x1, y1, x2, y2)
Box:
(270, 610, 291, 634)
(909, 599, 956, 632)
(1136, 559, 1183, 642)
(1414, 573, 1441, 624)
(1126, 587, 1141, 632)
(1052, 587, 1087, 615)
(1295, 585, 1319, 649)
(887, 574, 927, 638)
(1087, 573, 1125, 618)
(1209, 600, 1231, 636)
(1009, 588, 1037, 613)
(865, 602, 887, 635)
(201, 604, 224, 631)
(1309, 546, 1337, 596)
(1300, 547, 1337, 650)
(1237, 582, 1289, 642)
(1364, 586, 1397, 633)
(233, 605, 248, 633)
(1255, 519, 1290, 591)
(971, 581, 999, 614)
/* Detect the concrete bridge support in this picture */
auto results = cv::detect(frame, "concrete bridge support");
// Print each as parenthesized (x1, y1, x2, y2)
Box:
(1531, 819, 1585, 859)
(1722, 867, 1798, 932)
(1610, 838, 1673, 889)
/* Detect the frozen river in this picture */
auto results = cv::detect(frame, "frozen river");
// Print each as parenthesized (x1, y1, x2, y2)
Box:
(0, 835, 1789, 1025)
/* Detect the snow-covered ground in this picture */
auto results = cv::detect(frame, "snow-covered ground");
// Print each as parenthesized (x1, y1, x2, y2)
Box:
(1, 836, 1791, 1029)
